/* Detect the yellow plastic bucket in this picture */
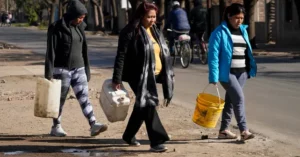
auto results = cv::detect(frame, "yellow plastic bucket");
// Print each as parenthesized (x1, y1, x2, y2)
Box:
(192, 85, 225, 128)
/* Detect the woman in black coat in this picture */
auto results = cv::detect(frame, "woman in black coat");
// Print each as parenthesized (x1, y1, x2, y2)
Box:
(112, 1, 175, 152)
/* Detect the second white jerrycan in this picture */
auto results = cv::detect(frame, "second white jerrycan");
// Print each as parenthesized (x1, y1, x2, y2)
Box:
(99, 79, 131, 123)
(34, 78, 61, 118)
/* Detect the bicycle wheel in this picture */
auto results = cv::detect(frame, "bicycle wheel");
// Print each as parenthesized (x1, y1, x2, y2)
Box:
(199, 42, 208, 65)
(180, 42, 191, 68)
(172, 51, 176, 66)
(190, 44, 196, 63)
(194, 44, 201, 61)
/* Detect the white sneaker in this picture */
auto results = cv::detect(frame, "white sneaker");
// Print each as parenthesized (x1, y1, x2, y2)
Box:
(50, 124, 67, 137)
(90, 122, 108, 136)
(218, 130, 238, 139)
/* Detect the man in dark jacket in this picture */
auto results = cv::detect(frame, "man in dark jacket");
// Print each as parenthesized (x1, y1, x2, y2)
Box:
(165, 1, 191, 55)
(190, 0, 207, 33)
(1, 12, 8, 26)
(44, 0, 107, 137)
(190, 0, 208, 57)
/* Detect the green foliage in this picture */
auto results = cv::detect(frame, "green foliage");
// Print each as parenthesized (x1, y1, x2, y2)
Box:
(12, 23, 30, 27)
(14, 0, 49, 25)
(38, 20, 49, 30)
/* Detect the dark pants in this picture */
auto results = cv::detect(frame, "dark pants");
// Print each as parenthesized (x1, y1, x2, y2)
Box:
(123, 81, 169, 147)
(191, 31, 206, 54)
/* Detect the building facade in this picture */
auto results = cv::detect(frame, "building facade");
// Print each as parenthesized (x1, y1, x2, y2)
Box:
(209, 0, 299, 46)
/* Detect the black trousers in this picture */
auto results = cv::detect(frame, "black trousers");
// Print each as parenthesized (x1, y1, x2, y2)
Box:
(123, 80, 169, 147)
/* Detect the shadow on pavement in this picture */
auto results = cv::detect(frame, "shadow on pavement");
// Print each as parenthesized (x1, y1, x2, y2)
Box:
(0, 52, 44, 62)
(29, 138, 189, 146)
(257, 71, 300, 81)
(170, 138, 245, 145)
(255, 56, 300, 64)
(0, 134, 188, 155)
(0, 145, 146, 156)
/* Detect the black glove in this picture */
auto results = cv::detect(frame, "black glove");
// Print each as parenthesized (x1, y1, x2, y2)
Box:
(163, 97, 172, 107)
(45, 75, 52, 81)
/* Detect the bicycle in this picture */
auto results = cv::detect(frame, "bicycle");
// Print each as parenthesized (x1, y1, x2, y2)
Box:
(0, 20, 11, 27)
(190, 31, 208, 65)
(167, 29, 192, 68)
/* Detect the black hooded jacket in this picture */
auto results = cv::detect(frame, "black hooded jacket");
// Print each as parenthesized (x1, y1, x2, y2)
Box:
(44, 0, 90, 81)
(190, 1, 207, 32)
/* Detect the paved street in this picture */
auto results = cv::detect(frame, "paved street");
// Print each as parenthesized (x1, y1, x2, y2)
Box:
(0, 26, 300, 148)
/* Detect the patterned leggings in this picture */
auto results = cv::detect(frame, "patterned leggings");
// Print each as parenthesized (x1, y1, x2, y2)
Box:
(53, 67, 96, 126)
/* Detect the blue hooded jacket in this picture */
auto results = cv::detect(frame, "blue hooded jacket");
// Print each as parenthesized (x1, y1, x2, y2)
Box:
(208, 21, 257, 83)
(165, 8, 190, 31)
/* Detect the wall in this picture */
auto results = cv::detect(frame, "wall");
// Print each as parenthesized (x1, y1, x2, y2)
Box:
(276, 0, 300, 46)
(255, 0, 268, 43)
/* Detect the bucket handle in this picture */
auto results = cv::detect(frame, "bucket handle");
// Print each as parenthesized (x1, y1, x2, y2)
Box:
(202, 84, 222, 106)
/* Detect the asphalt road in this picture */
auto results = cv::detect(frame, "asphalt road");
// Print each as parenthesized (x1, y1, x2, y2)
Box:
(0, 26, 299, 147)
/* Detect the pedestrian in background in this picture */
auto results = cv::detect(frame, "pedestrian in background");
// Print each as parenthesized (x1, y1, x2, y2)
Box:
(112, 1, 174, 152)
(208, 3, 257, 141)
(44, 0, 107, 137)
(190, 0, 207, 54)
(8, 12, 12, 23)
(1, 12, 8, 26)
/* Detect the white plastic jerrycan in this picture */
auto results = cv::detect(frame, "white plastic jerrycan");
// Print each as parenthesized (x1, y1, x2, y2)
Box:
(100, 79, 131, 123)
(34, 78, 61, 118)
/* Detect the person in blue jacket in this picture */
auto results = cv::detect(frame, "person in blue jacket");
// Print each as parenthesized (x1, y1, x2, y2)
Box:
(208, 3, 257, 141)
(165, 1, 190, 55)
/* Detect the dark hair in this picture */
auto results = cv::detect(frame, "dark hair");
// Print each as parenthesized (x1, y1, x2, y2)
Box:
(223, 3, 246, 22)
(129, 1, 158, 30)
(134, 1, 158, 21)
(193, 0, 202, 7)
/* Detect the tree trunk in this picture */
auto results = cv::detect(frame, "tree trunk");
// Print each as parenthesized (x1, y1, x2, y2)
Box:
(157, 0, 165, 30)
(93, 2, 99, 30)
(90, 0, 104, 32)
(207, 0, 212, 37)
(97, 0, 105, 30)
(244, 0, 258, 48)
(295, 0, 300, 27)
(219, 0, 226, 23)
(188, 0, 194, 11)
(48, 0, 59, 25)
(111, 0, 118, 34)
(49, 3, 56, 24)
(59, 0, 63, 18)
(62, 0, 68, 14)
(181, 0, 186, 9)
(128, 0, 142, 21)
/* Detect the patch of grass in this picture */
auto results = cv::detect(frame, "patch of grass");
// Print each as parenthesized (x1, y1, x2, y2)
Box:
(12, 23, 30, 27)
(38, 21, 48, 30)
(38, 24, 47, 30)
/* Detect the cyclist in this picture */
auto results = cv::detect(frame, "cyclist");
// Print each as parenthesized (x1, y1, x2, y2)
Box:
(165, 1, 190, 56)
(8, 12, 12, 25)
(1, 12, 8, 26)
(190, 0, 208, 58)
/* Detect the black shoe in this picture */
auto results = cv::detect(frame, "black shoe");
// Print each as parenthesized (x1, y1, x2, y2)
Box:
(150, 144, 168, 152)
(123, 137, 141, 147)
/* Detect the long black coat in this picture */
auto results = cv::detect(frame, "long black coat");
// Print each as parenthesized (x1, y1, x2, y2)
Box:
(112, 23, 174, 100)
